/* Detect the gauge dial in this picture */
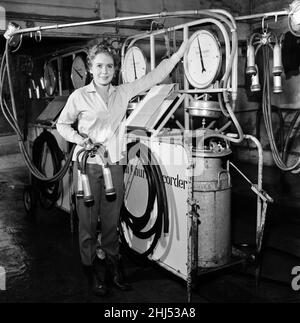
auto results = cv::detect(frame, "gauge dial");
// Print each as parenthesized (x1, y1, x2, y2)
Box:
(184, 30, 222, 89)
(71, 55, 88, 89)
(122, 46, 147, 83)
(43, 62, 57, 96)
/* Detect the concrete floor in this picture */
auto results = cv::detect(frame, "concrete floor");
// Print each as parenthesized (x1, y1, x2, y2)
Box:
(0, 163, 300, 303)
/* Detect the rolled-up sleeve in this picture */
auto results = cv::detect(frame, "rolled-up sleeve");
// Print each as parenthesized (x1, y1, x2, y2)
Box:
(56, 91, 84, 146)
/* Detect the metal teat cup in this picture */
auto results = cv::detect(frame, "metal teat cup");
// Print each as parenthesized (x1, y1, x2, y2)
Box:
(250, 65, 261, 92)
(81, 174, 94, 204)
(76, 170, 84, 199)
(246, 44, 256, 75)
(273, 75, 283, 93)
(102, 165, 116, 196)
(272, 43, 283, 76)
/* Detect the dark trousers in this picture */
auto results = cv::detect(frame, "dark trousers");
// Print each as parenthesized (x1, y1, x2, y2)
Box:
(74, 163, 124, 266)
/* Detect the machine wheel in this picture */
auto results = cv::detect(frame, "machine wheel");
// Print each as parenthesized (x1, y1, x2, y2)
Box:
(23, 185, 37, 217)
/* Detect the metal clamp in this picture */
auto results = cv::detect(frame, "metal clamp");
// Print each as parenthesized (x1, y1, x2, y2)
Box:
(35, 29, 42, 42)
(251, 184, 274, 203)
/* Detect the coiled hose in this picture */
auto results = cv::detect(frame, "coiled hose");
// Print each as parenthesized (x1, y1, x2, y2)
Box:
(256, 105, 285, 152)
(261, 44, 300, 172)
(32, 130, 65, 209)
(282, 109, 300, 165)
(0, 40, 75, 184)
(120, 142, 169, 258)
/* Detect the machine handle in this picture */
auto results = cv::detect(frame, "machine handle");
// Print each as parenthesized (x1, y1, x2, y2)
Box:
(217, 170, 231, 189)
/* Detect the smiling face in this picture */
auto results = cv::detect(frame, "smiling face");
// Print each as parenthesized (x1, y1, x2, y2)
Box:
(90, 52, 115, 87)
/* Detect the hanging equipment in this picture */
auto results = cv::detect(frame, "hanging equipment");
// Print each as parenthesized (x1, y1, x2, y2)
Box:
(246, 18, 300, 172)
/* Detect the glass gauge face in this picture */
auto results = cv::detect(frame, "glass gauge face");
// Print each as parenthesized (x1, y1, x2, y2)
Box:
(184, 30, 222, 89)
(71, 55, 88, 89)
(122, 46, 147, 83)
(43, 62, 57, 96)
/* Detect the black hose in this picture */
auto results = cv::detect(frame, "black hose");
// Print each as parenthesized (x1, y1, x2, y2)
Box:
(261, 44, 300, 171)
(256, 105, 285, 151)
(80, 150, 90, 175)
(283, 109, 300, 163)
(32, 130, 65, 208)
(120, 142, 169, 258)
(76, 148, 85, 172)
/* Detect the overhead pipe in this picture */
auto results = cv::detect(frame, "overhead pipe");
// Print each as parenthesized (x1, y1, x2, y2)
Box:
(8, 10, 222, 37)
(235, 10, 288, 22)
(6, 6, 295, 41)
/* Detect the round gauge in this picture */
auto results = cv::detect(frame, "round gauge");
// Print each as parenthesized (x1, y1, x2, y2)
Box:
(122, 46, 147, 83)
(184, 30, 222, 89)
(43, 62, 57, 96)
(71, 55, 88, 89)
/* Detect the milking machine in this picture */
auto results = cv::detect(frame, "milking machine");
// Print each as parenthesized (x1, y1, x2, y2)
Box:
(119, 10, 275, 301)
(3, 2, 300, 301)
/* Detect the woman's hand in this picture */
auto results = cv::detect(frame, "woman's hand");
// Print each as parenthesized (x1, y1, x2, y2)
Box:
(82, 137, 94, 150)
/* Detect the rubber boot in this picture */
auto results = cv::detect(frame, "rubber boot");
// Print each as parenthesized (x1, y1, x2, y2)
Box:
(92, 257, 108, 296)
(82, 260, 107, 297)
(106, 255, 132, 291)
(82, 265, 93, 287)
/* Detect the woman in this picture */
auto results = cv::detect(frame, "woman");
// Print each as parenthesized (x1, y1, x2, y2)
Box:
(56, 39, 188, 297)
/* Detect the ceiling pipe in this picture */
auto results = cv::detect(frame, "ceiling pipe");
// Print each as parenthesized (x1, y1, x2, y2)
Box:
(8, 11, 206, 36)
(6, 8, 293, 38)
(5, 2, 300, 41)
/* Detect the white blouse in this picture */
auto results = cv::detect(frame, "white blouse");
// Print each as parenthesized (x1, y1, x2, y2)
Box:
(56, 53, 180, 164)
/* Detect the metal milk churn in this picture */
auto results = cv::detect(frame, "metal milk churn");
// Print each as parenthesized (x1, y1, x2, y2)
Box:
(192, 132, 232, 268)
